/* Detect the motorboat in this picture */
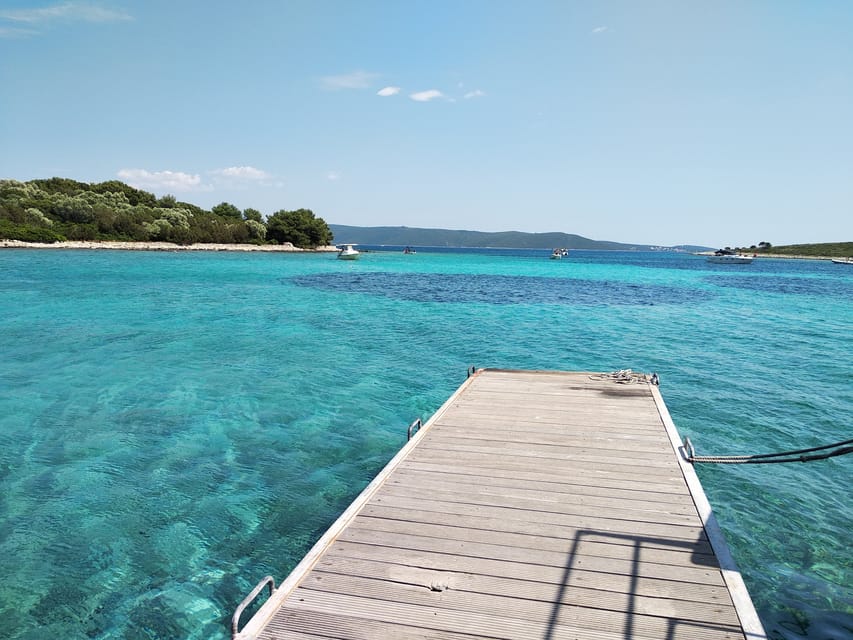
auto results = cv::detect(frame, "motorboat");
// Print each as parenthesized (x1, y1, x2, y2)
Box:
(707, 250, 753, 264)
(831, 257, 853, 265)
(550, 248, 566, 259)
(337, 244, 360, 260)
(707, 254, 753, 264)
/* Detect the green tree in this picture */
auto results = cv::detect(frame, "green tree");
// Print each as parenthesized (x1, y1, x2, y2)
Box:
(243, 207, 263, 222)
(266, 208, 333, 248)
(211, 202, 242, 219)
(158, 194, 177, 208)
(245, 219, 266, 240)
(91, 180, 158, 207)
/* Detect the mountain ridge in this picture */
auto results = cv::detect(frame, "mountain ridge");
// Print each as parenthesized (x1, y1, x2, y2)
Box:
(329, 224, 711, 252)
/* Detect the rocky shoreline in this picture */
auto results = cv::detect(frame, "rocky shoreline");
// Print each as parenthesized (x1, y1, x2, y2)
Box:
(695, 250, 839, 261)
(0, 240, 339, 252)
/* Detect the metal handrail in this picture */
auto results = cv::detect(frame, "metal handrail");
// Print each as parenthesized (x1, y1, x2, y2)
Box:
(231, 575, 275, 639)
(407, 418, 422, 440)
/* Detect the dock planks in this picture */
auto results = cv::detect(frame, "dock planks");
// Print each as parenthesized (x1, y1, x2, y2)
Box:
(236, 369, 766, 640)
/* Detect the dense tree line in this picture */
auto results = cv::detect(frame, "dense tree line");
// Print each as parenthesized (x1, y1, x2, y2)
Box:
(0, 178, 334, 248)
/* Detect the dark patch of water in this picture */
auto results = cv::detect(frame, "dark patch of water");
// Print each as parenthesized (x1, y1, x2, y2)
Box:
(291, 272, 714, 306)
(704, 275, 853, 298)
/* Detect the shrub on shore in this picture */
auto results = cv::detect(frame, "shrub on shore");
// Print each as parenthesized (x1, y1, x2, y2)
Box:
(0, 178, 334, 249)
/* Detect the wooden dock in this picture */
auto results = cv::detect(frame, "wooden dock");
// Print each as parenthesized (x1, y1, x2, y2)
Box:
(234, 369, 766, 640)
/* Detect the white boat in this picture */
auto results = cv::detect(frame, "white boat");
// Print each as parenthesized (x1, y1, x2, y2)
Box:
(831, 257, 853, 265)
(337, 244, 359, 260)
(707, 252, 753, 264)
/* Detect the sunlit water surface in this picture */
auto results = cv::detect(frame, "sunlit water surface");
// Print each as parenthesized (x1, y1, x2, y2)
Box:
(0, 248, 850, 639)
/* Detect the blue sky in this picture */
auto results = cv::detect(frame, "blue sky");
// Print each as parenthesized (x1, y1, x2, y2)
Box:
(1, 1, 851, 247)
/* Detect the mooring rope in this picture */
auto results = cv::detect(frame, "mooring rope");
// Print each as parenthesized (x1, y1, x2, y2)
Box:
(589, 369, 659, 385)
(683, 437, 853, 464)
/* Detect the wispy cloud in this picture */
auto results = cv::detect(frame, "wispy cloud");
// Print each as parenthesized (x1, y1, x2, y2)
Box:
(0, 2, 132, 24)
(118, 165, 281, 193)
(0, 2, 131, 37)
(210, 166, 270, 181)
(591, 26, 608, 34)
(327, 171, 340, 181)
(377, 86, 400, 97)
(319, 70, 378, 90)
(464, 89, 485, 99)
(410, 89, 445, 102)
(117, 169, 207, 192)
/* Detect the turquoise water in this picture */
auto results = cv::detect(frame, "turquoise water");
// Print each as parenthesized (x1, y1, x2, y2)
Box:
(0, 248, 850, 639)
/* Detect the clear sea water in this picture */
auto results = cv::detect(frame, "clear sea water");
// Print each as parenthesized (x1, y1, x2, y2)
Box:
(0, 247, 850, 640)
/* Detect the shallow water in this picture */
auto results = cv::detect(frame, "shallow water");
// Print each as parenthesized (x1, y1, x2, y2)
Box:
(0, 248, 850, 639)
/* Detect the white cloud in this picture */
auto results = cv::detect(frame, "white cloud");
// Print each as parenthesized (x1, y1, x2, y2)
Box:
(592, 26, 608, 34)
(327, 171, 340, 181)
(211, 166, 270, 181)
(377, 86, 401, 97)
(320, 70, 378, 90)
(0, 2, 132, 24)
(117, 169, 206, 192)
(410, 89, 444, 102)
(464, 89, 485, 99)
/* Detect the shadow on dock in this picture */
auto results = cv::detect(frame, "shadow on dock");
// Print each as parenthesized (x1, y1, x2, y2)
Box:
(546, 529, 741, 640)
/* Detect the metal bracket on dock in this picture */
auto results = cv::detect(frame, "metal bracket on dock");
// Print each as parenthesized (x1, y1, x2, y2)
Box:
(231, 575, 275, 640)
(683, 437, 695, 462)
(407, 418, 422, 441)
(467, 365, 477, 378)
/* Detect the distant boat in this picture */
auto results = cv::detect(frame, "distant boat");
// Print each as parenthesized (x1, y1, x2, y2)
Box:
(403, 246, 416, 254)
(831, 257, 853, 265)
(707, 249, 753, 264)
(550, 248, 568, 259)
(337, 244, 359, 260)
(707, 254, 753, 264)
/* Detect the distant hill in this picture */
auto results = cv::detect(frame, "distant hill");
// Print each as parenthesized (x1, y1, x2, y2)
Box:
(749, 242, 853, 258)
(329, 224, 709, 252)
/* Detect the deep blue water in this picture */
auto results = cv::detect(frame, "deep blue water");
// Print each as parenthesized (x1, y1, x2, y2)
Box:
(0, 248, 850, 639)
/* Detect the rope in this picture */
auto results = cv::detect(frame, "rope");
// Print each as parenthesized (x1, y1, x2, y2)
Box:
(589, 369, 659, 385)
(684, 437, 853, 464)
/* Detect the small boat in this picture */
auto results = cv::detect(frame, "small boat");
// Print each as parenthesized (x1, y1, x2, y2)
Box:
(831, 257, 853, 265)
(707, 250, 753, 264)
(550, 249, 562, 260)
(403, 246, 416, 254)
(337, 244, 360, 260)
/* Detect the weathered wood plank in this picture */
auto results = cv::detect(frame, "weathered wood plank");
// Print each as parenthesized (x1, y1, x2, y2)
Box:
(373, 483, 700, 526)
(417, 434, 678, 462)
(348, 513, 717, 558)
(359, 502, 708, 544)
(259, 607, 495, 640)
(283, 588, 743, 640)
(299, 570, 742, 636)
(341, 520, 717, 568)
(391, 466, 699, 505)
(399, 460, 689, 495)
(322, 540, 726, 587)
(406, 447, 686, 481)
